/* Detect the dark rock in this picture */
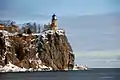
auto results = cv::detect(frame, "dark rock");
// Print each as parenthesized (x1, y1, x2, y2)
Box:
(0, 30, 75, 70)
(37, 32, 74, 70)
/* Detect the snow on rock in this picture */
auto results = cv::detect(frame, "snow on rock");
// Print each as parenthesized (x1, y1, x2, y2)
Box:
(28, 59, 52, 71)
(32, 33, 41, 36)
(44, 29, 65, 35)
(0, 30, 17, 36)
(36, 53, 39, 58)
(64, 65, 88, 71)
(0, 62, 27, 72)
(0, 30, 9, 36)
(41, 34, 47, 40)
(38, 65, 52, 71)
(73, 64, 88, 70)
(45, 30, 55, 35)
(42, 29, 65, 37)
(5, 38, 11, 47)
(56, 29, 65, 35)
(33, 29, 65, 43)
(22, 33, 29, 36)
(0, 61, 53, 72)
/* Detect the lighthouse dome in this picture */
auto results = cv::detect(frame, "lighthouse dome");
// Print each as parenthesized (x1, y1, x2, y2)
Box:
(52, 14, 57, 20)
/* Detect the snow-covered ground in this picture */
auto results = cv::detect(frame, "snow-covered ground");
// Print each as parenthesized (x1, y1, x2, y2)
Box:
(0, 30, 18, 36)
(72, 64, 88, 70)
(0, 62, 88, 72)
(32, 29, 65, 36)
(64, 64, 88, 71)
(0, 62, 52, 72)
(0, 62, 27, 72)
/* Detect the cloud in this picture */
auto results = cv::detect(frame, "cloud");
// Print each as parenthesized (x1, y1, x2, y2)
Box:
(59, 12, 120, 52)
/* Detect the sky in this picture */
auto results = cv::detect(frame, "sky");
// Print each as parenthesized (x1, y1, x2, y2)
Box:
(0, 0, 120, 18)
(0, 0, 120, 68)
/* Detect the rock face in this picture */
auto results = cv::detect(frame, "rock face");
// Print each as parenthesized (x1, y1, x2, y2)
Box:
(0, 29, 75, 71)
(36, 30, 74, 70)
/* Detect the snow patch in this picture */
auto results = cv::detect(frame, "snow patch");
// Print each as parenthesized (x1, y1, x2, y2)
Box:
(32, 33, 41, 36)
(22, 33, 29, 36)
(0, 61, 53, 72)
(36, 53, 39, 58)
(5, 38, 11, 47)
(56, 29, 65, 35)
(0, 30, 16, 36)
(73, 64, 88, 70)
(45, 30, 55, 35)
(0, 62, 27, 72)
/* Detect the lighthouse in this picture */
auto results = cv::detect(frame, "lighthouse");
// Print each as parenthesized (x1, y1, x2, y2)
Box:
(51, 14, 58, 31)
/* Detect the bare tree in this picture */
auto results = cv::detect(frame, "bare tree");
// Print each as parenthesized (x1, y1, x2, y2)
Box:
(33, 22, 36, 33)
(38, 24, 41, 33)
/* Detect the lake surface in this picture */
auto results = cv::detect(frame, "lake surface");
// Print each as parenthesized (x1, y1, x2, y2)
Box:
(0, 68, 120, 80)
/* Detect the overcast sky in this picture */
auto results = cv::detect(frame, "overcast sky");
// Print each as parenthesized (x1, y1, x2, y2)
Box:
(0, 0, 120, 67)
(0, 0, 120, 18)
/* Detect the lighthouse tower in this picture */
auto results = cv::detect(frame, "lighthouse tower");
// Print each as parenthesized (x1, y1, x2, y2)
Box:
(51, 14, 58, 31)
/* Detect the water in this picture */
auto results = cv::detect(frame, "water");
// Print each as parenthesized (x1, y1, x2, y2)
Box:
(0, 68, 120, 80)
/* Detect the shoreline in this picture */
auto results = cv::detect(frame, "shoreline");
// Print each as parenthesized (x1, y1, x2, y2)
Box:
(0, 62, 88, 73)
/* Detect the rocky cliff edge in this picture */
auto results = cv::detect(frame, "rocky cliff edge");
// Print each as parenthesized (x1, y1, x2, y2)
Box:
(0, 29, 75, 72)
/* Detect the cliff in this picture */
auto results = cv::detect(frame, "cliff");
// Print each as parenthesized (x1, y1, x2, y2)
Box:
(0, 29, 75, 71)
